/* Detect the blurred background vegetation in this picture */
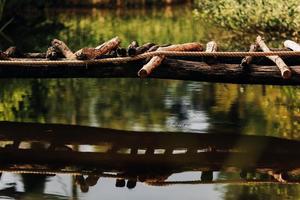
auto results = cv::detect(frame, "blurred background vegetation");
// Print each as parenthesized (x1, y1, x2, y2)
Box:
(195, 0, 300, 32)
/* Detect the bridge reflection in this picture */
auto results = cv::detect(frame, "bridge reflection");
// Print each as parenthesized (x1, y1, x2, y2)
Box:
(0, 121, 299, 194)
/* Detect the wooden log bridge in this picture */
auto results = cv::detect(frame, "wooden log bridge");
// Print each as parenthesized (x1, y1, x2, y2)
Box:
(0, 36, 300, 85)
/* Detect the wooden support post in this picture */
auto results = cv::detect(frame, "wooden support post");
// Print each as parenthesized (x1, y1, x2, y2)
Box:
(256, 36, 292, 79)
(284, 40, 300, 51)
(206, 41, 218, 52)
(51, 39, 77, 60)
(127, 41, 139, 56)
(240, 44, 259, 68)
(138, 42, 203, 78)
(75, 37, 121, 60)
(205, 41, 218, 64)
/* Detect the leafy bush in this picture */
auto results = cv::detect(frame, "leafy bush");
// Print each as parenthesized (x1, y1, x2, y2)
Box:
(194, 0, 300, 34)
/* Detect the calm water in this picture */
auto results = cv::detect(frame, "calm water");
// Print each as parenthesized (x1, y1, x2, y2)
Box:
(0, 5, 299, 200)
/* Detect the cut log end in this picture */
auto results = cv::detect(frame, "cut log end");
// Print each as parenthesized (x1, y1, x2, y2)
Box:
(284, 40, 300, 51)
(138, 69, 148, 78)
(127, 48, 137, 56)
(282, 70, 292, 79)
(206, 41, 218, 52)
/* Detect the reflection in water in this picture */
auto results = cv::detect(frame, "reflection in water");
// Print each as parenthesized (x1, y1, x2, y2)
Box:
(0, 122, 299, 199)
(0, 79, 298, 140)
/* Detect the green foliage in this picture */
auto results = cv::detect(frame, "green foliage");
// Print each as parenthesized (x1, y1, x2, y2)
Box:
(195, 0, 300, 34)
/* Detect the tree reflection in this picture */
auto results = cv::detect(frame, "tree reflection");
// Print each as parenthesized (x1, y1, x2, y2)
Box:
(0, 79, 299, 139)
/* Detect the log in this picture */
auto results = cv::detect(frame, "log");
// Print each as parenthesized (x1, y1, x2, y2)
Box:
(205, 41, 218, 64)
(135, 43, 156, 55)
(256, 36, 292, 79)
(4, 47, 22, 58)
(147, 44, 171, 53)
(75, 37, 121, 60)
(284, 40, 300, 51)
(205, 41, 217, 52)
(0, 51, 10, 60)
(51, 39, 76, 60)
(138, 42, 203, 78)
(22, 53, 47, 59)
(5, 47, 49, 59)
(127, 41, 139, 56)
(147, 45, 160, 52)
(145, 44, 171, 62)
(46, 46, 60, 60)
(116, 47, 127, 57)
(240, 44, 259, 69)
(0, 58, 299, 85)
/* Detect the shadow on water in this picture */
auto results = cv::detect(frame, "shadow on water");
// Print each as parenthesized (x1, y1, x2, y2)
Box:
(0, 122, 299, 199)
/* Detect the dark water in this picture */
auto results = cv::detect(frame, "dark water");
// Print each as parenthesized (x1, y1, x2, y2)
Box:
(0, 5, 299, 200)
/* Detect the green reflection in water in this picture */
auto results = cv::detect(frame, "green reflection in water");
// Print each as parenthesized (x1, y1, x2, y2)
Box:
(0, 79, 299, 140)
